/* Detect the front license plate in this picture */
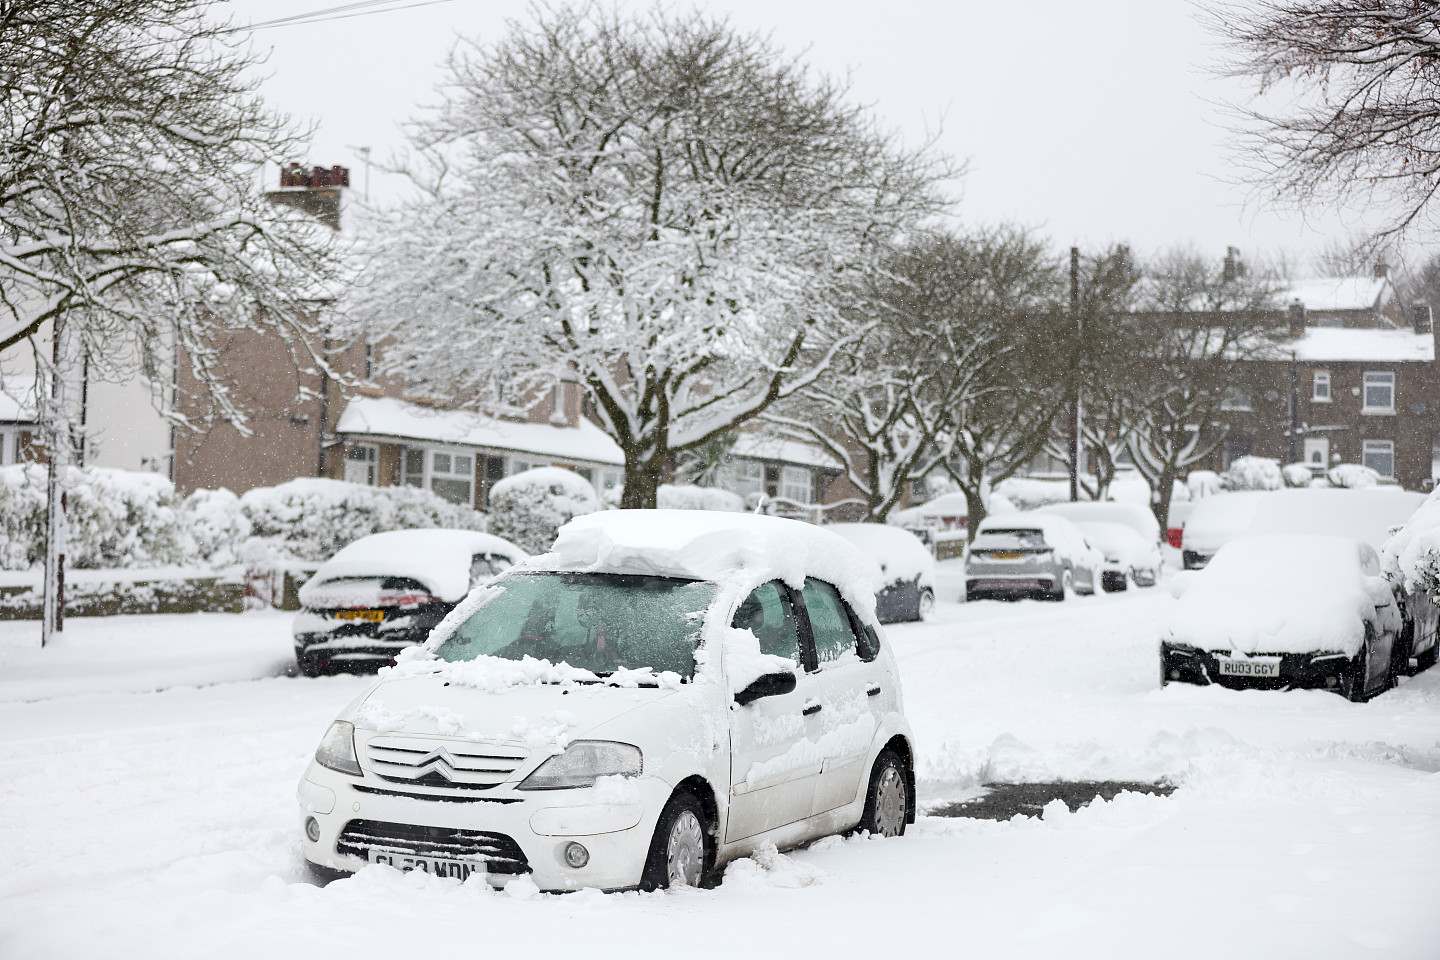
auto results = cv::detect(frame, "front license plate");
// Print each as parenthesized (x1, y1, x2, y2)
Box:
(992, 552, 1022, 560)
(335, 609, 385, 623)
(1216, 657, 1281, 678)
(369, 850, 484, 880)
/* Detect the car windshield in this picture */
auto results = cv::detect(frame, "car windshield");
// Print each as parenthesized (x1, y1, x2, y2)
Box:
(432, 572, 717, 680)
(974, 529, 1048, 550)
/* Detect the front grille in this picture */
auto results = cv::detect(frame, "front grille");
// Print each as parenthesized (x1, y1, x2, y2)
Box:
(366, 736, 529, 791)
(337, 819, 530, 874)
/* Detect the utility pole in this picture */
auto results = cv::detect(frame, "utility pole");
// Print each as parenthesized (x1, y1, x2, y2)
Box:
(41, 317, 72, 646)
(1069, 246, 1081, 502)
(1287, 352, 1300, 463)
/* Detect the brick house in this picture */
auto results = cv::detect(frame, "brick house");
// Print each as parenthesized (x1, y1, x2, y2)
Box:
(1202, 267, 1440, 489)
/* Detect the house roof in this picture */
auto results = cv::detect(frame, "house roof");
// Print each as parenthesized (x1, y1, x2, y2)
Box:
(1281, 327, 1435, 363)
(731, 431, 840, 469)
(1281, 275, 1391, 312)
(336, 396, 625, 465)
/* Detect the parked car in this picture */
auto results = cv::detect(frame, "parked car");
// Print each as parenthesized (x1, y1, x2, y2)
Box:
(828, 523, 936, 622)
(964, 513, 1101, 601)
(1035, 502, 1162, 591)
(1248, 488, 1437, 676)
(1160, 534, 1402, 701)
(298, 511, 916, 892)
(292, 529, 528, 676)
(1179, 491, 1268, 569)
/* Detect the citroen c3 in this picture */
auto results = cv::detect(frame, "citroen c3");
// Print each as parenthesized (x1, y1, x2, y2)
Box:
(297, 510, 916, 891)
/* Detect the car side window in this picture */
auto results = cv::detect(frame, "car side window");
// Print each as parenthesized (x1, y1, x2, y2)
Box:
(470, 553, 514, 585)
(732, 581, 801, 664)
(800, 578, 859, 665)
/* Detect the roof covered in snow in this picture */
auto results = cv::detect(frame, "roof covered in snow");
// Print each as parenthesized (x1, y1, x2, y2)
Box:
(336, 396, 625, 465)
(730, 431, 839, 469)
(1280, 275, 1391, 312)
(1279, 327, 1434, 363)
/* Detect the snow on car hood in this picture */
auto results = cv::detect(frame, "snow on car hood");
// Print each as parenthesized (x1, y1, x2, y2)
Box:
(1163, 535, 1395, 656)
(1181, 492, 1267, 554)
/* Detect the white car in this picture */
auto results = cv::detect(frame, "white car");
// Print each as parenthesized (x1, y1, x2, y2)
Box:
(1179, 491, 1268, 569)
(1160, 534, 1402, 701)
(1035, 502, 1163, 590)
(298, 511, 915, 891)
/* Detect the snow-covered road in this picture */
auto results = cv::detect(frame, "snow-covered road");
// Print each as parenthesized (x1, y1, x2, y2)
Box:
(1, 578, 1437, 959)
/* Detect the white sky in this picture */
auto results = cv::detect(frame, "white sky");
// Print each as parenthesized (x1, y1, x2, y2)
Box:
(228, 0, 1398, 272)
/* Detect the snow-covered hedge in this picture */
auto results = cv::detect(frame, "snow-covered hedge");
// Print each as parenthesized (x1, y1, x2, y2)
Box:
(487, 467, 598, 553)
(657, 484, 744, 512)
(1382, 487, 1440, 601)
(1186, 470, 1221, 499)
(1326, 463, 1380, 489)
(1222, 456, 1283, 492)
(238, 478, 486, 562)
(1281, 463, 1313, 488)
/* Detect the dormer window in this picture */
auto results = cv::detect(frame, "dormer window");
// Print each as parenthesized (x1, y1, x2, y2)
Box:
(1312, 371, 1330, 402)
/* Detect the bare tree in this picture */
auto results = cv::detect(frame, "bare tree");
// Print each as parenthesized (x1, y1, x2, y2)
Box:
(357, 4, 951, 507)
(1124, 248, 1286, 529)
(1214, 1, 1440, 240)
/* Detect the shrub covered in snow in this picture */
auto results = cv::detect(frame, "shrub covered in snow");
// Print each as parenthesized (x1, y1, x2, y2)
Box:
(1326, 463, 1380, 489)
(657, 484, 744, 512)
(1282, 463, 1314, 488)
(181, 488, 253, 566)
(1186, 470, 1221, 499)
(239, 478, 486, 562)
(487, 467, 598, 553)
(1382, 487, 1440, 600)
(1221, 456, 1283, 492)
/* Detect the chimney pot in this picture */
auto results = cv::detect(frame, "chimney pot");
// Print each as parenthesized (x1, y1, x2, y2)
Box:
(1288, 300, 1307, 336)
(1374, 255, 1389, 278)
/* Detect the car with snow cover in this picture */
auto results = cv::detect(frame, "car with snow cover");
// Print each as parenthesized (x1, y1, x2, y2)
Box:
(964, 513, 1101, 601)
(292, 530, 529, 676)
(1034, 502, 1162, 591)
(826, 522, 936, 622)
(1160, 534, 1402, 700)
(297, 511, 916, 892)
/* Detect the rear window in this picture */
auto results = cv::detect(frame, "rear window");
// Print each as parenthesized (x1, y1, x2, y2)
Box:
(973, 529, 1048, 551)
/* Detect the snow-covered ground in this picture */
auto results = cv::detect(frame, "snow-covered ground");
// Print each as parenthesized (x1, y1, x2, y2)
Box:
(1, 572, 1437, 959)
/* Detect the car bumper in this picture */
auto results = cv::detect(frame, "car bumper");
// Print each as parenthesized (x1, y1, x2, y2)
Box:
(297, 760, 673, 892)
(1160, 642, 1352, 691)
(966, 575, 1055, 599)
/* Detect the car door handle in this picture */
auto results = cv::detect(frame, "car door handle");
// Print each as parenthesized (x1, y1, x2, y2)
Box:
(802, 703, 822, 716)
(867, 686, 882, 697)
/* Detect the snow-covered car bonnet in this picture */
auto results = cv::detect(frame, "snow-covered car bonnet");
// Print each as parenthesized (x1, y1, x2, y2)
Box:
(299, 529, 529, 605)
(527, 510, 884, 620)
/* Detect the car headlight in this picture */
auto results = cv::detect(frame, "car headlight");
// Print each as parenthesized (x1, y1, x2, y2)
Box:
(315, 720, 362, 776)
(516, 741, 642, 790)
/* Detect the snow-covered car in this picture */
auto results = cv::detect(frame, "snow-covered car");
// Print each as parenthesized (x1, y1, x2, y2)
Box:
(297, 511, 915, 892)
(1035, 502, 1163, 591)
(1179, 491, 1268, 569)
(827, 522, 936, 622)
(1248, 488, 1437, 676)
(964, 513, 1101, 601)
(1160, 534, 1402, 701)
(291, 530, 529, 676)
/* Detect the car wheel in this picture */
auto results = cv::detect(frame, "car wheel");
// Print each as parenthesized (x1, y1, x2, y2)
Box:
(640, 791, 711, 891)
(297, 658, 321, 678)
(1341, 628, 1373, 702)
(917, 587, 935, 620)
(1417, 642, 1439, 672)
(857, 749, 909, 838)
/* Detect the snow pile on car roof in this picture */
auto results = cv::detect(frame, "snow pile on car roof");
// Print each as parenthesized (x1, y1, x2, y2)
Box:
(533, 510, 882, 617)
(1382, 487, 1440, 599)
(825, 523, 935, 587)
(1035, 501, 1160, 542)
(1164, 535, 1387, 656)
(301, 529, 527, 604)
(974, 512, 1100, 566)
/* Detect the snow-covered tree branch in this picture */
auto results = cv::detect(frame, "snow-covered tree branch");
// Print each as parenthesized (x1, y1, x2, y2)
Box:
(354, 3, 952, 507)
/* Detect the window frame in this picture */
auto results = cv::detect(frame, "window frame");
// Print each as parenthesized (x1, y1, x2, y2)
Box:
(343, 442, 379, 486)
(1220, 384, 1254, 412)
(400, 444, 476, 504)
(1362, 371, 1395, 414)
(780, 465, 814, 504)
(1311, 371, 1331, 403)
(1361, 439, 1395, 478)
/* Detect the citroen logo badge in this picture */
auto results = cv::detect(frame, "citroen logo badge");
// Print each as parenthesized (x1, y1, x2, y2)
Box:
(415, 747, 457, 781)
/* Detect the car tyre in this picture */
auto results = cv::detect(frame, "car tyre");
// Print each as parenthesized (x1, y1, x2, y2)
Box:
(297, 658, 321, 678)
(1341, 627, 1373, 702)
(640, 791, 712, 891)
(917, 587, 935, 620)
(856, 749, 909, 838)
(1417, 642, 1439, 673)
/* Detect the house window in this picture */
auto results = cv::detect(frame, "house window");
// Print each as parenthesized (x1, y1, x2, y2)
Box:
(1312, 371, 1330, 402)
(402, 447, 425, 487)
(344, 443, 378, 485)
(599, 469, 622, 500)
(1221, 434, 1252, 470)
(430, 451, 474, 505)
(781, 466, 813, 504)
(1362, 439, 1395, 478)
(1220, 385, 1253, 411)
(0, 427, 22, 466)
(729, 460, 765, 499)
(1363, 371, 1395, 413)
(512, 458, 542, 475)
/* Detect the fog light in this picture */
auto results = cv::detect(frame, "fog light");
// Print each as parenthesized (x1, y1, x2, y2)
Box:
(1168, 669, 1180, 680)
(563, 842, 589, 868)
(305, 816, 321, 842)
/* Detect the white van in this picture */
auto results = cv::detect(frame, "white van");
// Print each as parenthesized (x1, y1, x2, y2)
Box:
(298, 511, 915, 891)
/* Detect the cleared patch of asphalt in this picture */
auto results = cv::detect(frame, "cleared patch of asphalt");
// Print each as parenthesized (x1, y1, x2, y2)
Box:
(928, 781, 1176, 820)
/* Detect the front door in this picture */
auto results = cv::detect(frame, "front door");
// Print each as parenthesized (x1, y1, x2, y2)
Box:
(726, 581, 822, 843)
(1303, 437, 1329, 471)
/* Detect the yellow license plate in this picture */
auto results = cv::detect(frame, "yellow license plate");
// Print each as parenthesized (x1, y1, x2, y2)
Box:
(993, 552, 1022, 560)
(335, 609, 385, 623)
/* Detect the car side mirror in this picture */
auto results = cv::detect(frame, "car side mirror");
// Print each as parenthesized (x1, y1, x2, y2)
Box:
(734, 671, 797, 706)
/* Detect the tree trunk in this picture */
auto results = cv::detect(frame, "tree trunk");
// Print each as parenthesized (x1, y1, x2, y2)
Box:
(620, 457, 664, 509)
(1151, 464, 1177, 532)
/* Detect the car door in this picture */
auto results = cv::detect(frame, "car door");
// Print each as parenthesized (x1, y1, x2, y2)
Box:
(725, 580, 824, 844)
(796, 578, 885, 818)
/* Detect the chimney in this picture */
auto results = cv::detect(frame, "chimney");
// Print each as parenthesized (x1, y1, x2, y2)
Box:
(1415, 302, 1433, 335)
(1222, 246, 1240, 284)
(266, 163, 349, 230)
(1374, 255, 1389, 278)
(1288, 300, 1307, 337)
